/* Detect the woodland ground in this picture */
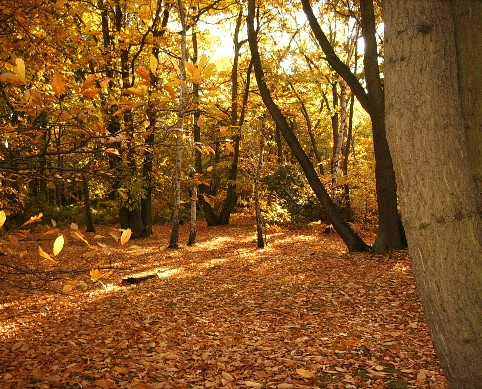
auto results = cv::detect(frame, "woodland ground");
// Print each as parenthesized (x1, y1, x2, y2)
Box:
(0, 215, 447, 388)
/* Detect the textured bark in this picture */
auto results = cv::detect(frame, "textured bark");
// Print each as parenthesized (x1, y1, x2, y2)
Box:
(82, 174, 95, 233)
(248, 0, 369, 252)
(384, 1, 482, 387)
(168, 0, 187, 248)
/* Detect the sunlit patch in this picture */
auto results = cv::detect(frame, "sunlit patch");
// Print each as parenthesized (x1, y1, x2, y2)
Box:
(157, 268, 181, 278)
(392, 262, 409, 272)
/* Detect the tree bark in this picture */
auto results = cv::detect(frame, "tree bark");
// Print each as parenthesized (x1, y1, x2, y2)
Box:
(168, 0, 187, 248)
(255, 127, 265, 249)
(247, 0, 370, 252)
(384, 1, 482, 387)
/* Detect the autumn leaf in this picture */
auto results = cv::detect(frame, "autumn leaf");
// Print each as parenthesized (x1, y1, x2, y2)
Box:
(198, 54, 209, 70)
(136, 65, 150, 80)
(224, 142, 235, 153)
(239, 381, 262, 388)
(70, 222, 78, 230)
(82, 88, 100, 99)
(165, 79, 186, 87)
(296, 368, 317, 378)
(15, 58, 26, 83)
(62, 281, 78, 293)
(52, 70, 67, 98)
(81, 74, 96, 90)
(0, 72, 24, 85)
(90, 269, 113, 282)
(21, 213, 43, 227)
(0, 210, 6, 229)
(53, 235, 64, 256)
(123, 87, 145, 96)
(120, 228, 132, 245)
(105, 147, 120, 156)
(149, 54, 158, 73)
(71, 231, 91, 247)
(39, 246, 56, 263)
(202, 63, 216, 79)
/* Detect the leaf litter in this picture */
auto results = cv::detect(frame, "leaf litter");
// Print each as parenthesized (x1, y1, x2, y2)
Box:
(0, 216, 447, 388)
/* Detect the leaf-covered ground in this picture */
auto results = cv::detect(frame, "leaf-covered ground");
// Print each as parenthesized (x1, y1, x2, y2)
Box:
(0, 216, 448, 388)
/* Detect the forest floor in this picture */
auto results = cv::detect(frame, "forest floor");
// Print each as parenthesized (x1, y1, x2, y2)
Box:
(0, 214, 448, 388)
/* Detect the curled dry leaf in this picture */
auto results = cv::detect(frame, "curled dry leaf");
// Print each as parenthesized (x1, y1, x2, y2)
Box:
(120, 228, 132, 245)
(53, 235, 64, 256)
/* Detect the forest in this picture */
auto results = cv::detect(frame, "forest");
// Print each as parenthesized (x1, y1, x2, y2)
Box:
(0, 0, 480, 388)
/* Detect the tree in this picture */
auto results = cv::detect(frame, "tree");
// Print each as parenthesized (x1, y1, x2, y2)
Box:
(384, 1, 482, 387)
(168, 0, 188, 249)
(301, 0, 406, 252)
(247, 0, 370, 252)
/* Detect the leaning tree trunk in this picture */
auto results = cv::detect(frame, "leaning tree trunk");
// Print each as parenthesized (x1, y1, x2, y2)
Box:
(247, 0, 369, 252)
(384, 1, 482, 387)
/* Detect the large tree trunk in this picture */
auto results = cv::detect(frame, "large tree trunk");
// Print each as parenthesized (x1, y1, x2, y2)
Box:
(247, 0, 369, 252)
(384, 1, 482, 387)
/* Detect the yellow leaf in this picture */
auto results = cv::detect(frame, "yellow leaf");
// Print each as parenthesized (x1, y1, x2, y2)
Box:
(21, 212, 43, 227)
(224, 142, 235, 153)
(82, 74, 96, 90)
(136, 65, 150, 80)
(90, 269, 113, 282)
(0, 210, 6, 229)
(70, 223, 78, 230)
(163, 85, 177, 99)
(100, 77, 111, 88)
(82, 88, 100, 98)
(52, 71, 66, 98)
(90, 268, 101, 281)
(185, 62, 201, 83)
(120, 228, 132, 245)
(149, 54, 158, 74)
(201, 146, 213, 155)
(72, 231, 91, 247)
(296, 368, 316, 378)
(15, 58, 26, 83)
(206, 165, 214, 172)
(202, 63, 216, 79)
(165, 79, 185, 87)
(123, 87, 145, 96)
(39, 246, 56, 263)
(198, 54, 208, 71)
(53, 235, 64, 256)
(105, 148, 120, 156)
(117, 188, 129, 199)
(62, 281, 77, 293)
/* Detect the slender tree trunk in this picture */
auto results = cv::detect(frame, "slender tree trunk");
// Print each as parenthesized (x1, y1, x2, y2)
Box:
(255, 126, 265, 249)
(82, 173, 95, 233)
(331, 80, 347, 201)
(168, 0, 187, 248)
(385, 1, 482, 387)
(247, 0, 370, 252)
(188, 185, 197, 246)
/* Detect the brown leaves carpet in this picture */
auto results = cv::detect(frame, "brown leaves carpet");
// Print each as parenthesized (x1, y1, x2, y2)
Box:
(0, 216, 447, 388)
